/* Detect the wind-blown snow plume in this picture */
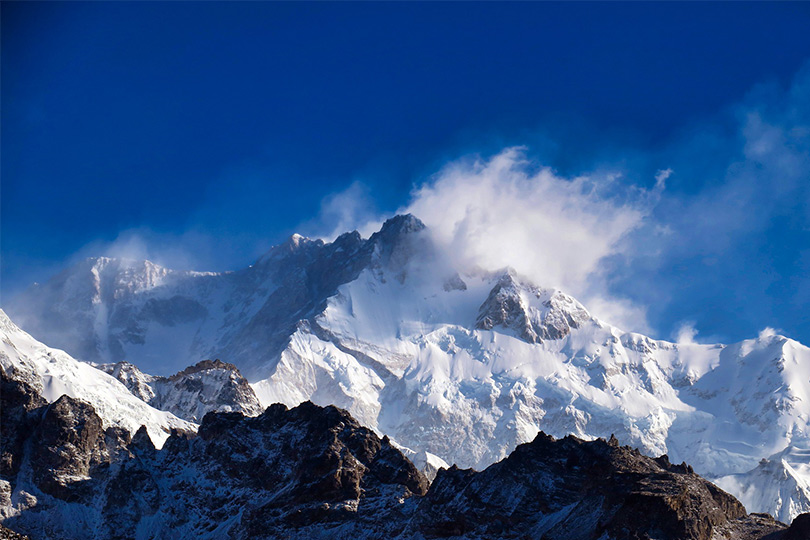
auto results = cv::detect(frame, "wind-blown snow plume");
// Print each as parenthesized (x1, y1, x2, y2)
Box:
(308, 64, 810, 340)
(407, 148, 644, 289)
(403, 147, 652, 331)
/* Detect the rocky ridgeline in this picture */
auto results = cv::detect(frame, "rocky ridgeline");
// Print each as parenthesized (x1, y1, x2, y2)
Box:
(12, 214, 810, 523)
(475, 269, 591, 343)
(0, 524, 31, 540)
(98, 359, 263, 423)
(2, 372, 808, 540)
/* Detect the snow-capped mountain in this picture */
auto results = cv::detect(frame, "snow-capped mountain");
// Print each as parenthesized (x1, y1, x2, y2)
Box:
(97, 359, 263, 423)
(7, 214, 810, 521)
(0, 310, 194, 448)
(715, 445, 810, 524)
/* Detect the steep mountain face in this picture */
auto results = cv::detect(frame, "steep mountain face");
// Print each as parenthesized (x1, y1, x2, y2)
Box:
(715, 445, 810, 524)
(474, 270, 591, 343)
(0, 373, 797, 540)
(7, 214, 810, 521)
(0, 310, 194, 447)
(5, 222, 389, 379)
(98, 359, 263, 423)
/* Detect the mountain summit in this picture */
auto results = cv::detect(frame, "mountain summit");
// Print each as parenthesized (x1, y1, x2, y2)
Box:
(7, 215, 810, 521)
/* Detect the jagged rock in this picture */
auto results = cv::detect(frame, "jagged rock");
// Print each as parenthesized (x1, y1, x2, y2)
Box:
(0, 375, 426, 539)
(30, 395, 112, 502)
(0, 375, 796, 539)
(99, 358, 263, 422)
(98, 361, 156, 402)
(409, 432, 781, 540)
(475, 269, 590, 343)
(0, 311, 194, 449)
(0, 371, 47, 478)
(0, 524, 31, 540)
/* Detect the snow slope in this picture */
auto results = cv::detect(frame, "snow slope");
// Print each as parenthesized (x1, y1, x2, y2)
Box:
(0, 310, 194, 447)
(7, 215, 810, 521)
(715, 445, 810, 524)
(252, 255, 810, 477)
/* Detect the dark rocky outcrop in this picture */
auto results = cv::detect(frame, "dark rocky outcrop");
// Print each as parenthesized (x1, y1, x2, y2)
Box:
(784, 512, 810, 539)
(30, 395, 114, 502)
(0, 371, 47, 478)
(0, 524, 32, 540)
(0, 374, 426, 539)
(0, 372, 802, 539)
(410, 431, 782, 539)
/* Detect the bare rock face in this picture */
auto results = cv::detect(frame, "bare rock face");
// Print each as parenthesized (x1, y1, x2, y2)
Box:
(29, 395, 125, 503)
(0, 373, 800, 540)
(0, 374, 428, 539)
(784, 512, 810, 539)
(0, 371, 47, 478)
(99, 361, 156, 402)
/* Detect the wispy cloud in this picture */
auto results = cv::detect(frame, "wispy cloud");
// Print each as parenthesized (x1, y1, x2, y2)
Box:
(308, 63, 810, 341)
(613, 63, 810, 341)
(17, 63, 810, 344)
(301, 181, 384, 241)
(402, 147, 653, 331)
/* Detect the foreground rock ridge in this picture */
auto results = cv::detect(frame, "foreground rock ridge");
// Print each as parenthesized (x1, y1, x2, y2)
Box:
(7, 213, 810, 521)
(3, 373, 806, 540)
(0, 309, 195, 449)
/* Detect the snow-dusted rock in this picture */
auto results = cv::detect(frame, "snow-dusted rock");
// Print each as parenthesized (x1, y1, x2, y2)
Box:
(98, 359, 263, 423)
(0, 374, 793, 540)
(7, 214, 810, 521)
(716, 445, 810, 524)
(0, 310, 194, 448)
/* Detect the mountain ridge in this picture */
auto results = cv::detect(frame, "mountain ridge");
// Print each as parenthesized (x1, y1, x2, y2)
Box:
(97, 359, 263, 423)
(6, 214, 810, 521)
(1, 368, 803, 540)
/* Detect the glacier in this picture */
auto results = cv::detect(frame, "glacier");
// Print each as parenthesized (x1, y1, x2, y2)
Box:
(6, 214, 810, 522)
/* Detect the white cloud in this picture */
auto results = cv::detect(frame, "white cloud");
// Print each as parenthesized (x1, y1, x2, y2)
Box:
(585, 295, 652, 335)
(758, 327, 779, 341)
(72, 227, 256, 274)
(304, 181, 383, 241)
(675, 322, 699, 345)
(401, 147, 653, 332)
(655, 168, 673, 190)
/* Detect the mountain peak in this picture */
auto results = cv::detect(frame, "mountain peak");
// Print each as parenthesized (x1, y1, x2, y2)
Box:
(285, 232, 310, 249)
(98, 358, 263, 423)
(375, 214, 426, 240)
(256, 233, 325, 265)
(366, 214, 429, 273)
(475, 270, 591, 343)
(168, 358, 242, 380)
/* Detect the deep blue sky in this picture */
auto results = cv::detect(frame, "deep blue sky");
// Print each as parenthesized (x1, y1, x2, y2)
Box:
(3, 2, 810, 344)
